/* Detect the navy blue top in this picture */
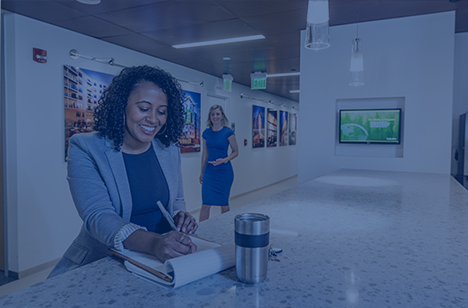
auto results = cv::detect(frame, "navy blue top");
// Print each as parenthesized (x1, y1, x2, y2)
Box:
(123, 144, 171, 233)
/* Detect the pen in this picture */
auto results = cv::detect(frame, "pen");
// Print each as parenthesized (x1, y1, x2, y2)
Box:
(157, 201, 178, 231)
(157, 201, 193, 248)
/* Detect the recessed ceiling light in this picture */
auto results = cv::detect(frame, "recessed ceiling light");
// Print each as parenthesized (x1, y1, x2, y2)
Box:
(76, 0, 101, 4)
(267, 72, 301, 78)
(289, 90, 300, 93)
(223, 57, 231, 61)
(172, 35, 265, 49)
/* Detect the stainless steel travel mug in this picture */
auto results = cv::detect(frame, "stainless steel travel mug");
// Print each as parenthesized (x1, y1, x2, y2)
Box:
(235, 213, 270, 284)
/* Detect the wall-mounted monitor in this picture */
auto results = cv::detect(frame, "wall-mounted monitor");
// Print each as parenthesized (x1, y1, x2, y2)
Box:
(339, 109, 401, 144)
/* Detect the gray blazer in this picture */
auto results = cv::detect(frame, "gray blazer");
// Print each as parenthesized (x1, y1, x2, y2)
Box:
(58, 132, 186, 271)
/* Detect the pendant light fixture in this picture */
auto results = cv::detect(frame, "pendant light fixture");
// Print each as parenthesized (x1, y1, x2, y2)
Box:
(304, 0, 330, 51)
(349, 18, 364, 86)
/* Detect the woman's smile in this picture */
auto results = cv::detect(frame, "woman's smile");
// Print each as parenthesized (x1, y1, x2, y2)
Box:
(140, 124, 156, 134)
(122, 81, 168, 154)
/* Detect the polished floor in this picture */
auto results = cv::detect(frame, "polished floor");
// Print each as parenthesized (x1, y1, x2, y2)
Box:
(0, 176, 297, 297)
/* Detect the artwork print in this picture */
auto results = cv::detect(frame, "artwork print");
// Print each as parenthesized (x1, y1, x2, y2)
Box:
(64, 65, 114, 159)
(279, 110, 288, 146)
(289, 113, 297, 145)
(267, 109, 278, 147)
(180, 90, 201, 153)
(252, 105, 265, 148)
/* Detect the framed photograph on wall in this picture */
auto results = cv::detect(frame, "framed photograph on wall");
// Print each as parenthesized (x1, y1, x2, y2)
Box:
(280, 110, 288, 146)
(289, 113, 297, 145)
(64, 65, 114, 160)
(252, 105, 265, 148)
(267, 108, 278, 147)
(180, 90, 201, 153)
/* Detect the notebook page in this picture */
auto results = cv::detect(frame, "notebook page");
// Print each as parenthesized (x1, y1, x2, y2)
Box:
(165, 244, 235, 288)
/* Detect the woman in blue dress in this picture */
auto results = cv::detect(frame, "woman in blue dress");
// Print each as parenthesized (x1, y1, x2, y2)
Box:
(199, 105, 239, 221)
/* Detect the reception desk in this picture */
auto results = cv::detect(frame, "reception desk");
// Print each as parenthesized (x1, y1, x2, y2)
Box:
(1, 169, 467, 307)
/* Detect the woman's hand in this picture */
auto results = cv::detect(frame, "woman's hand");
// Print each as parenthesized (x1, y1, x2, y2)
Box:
(199, 174, 203, 184)
(174, 211, 198, 234)
(123, 229, 197, 263)
(210, 158, 228, 166)
(151, 231, 197, 262)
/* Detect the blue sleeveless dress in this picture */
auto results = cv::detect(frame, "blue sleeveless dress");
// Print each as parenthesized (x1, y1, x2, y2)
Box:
(202, 127, 235, 206)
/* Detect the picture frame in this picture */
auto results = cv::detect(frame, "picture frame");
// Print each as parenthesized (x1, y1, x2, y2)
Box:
(289, 113, 297, 146)
(64, 65, 113, 160)
(279, 110, 288, 146)
(252, 105, 265, 148)
(180, 90, 202, 153)
(267, 108, 278, 147)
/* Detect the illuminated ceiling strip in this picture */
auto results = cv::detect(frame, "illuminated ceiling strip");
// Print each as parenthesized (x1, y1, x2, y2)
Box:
(266, 72, 301, 78)
(289, 90, 300, 93)
(172, 35, 265, 49)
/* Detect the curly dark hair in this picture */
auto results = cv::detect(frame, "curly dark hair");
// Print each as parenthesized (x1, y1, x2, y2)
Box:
(93, 65, 184, 150)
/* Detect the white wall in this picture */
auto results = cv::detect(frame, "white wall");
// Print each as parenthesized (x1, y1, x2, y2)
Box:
(298, 12, 455, 183)
(451, 32, 468, 176)
(2, 13, 298, 275)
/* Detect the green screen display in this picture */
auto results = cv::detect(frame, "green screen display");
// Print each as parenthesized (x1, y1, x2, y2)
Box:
(339, 109, 401, 144)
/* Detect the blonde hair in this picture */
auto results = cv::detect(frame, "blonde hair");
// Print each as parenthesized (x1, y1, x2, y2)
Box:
(206, 105, 229, 127)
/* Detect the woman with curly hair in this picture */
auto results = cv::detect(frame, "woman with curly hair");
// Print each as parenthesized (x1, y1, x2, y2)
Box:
(49, 65, 198, 278)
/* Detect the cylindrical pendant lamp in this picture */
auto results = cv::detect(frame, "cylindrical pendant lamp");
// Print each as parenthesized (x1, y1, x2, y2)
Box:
(349, 38, 364, 86)
(304, 0, 330, 51)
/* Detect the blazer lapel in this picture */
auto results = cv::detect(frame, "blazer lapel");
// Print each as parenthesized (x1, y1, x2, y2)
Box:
(105, 142, 133, 221)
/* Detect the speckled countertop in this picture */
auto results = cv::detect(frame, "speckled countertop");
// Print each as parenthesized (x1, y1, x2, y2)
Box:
(1, 169, 467, 308)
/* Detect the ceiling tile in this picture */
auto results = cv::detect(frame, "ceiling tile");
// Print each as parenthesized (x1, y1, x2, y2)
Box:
(215, 0, 308, 18)
(166, 56, 220, 77)
(1, 1, 87, 22)
(94, 0, 235, 33)
(102, 33, 168, 52)
(53, 16, 133, 38)
(241, 9, 307, 35)
(56, 0, 166, 14)
(263, 32, 302, 48)
(142, 46, 201, 62)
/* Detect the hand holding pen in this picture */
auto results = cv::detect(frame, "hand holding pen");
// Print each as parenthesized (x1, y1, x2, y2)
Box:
(156, 201, 198, 234)
(151, 201, 199, 261)
(122, 228, 198, 263)
(149, 231, 197, 262)
(169, 212, 198, 256)
(173, 211, 198, 234)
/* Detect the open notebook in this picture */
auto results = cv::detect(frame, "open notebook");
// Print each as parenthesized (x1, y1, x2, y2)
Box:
(110, 236, 235, 289)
